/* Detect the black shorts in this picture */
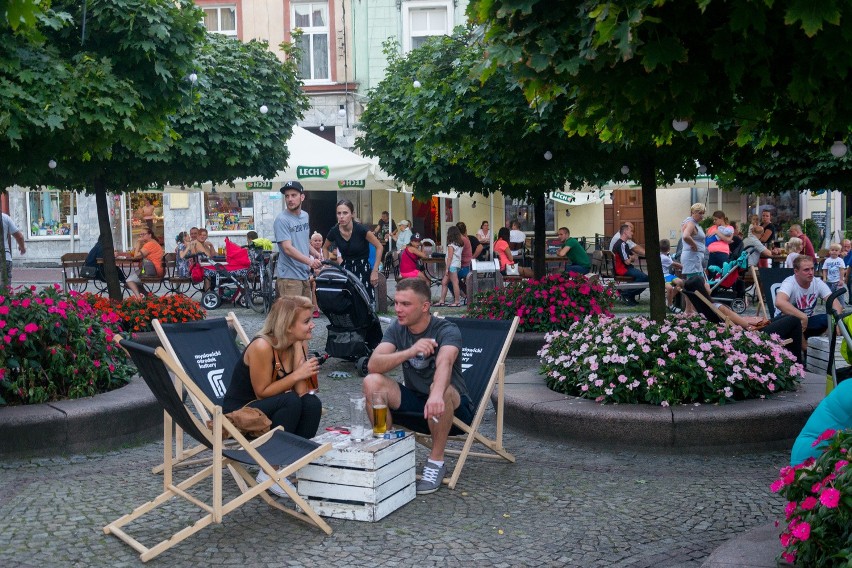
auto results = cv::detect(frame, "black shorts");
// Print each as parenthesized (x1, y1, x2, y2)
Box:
(396, 383, 475, 425)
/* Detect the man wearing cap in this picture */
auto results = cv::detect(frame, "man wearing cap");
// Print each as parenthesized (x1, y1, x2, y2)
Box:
(274, 181, 322, 301)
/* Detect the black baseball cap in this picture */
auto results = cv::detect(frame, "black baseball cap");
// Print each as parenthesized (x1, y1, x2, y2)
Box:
(281, 180, 304, 193)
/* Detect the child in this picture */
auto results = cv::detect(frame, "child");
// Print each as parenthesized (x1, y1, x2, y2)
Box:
(436, 226, 464, 306)
(822, 243, 845, 293)
(784, 238, 803, 268)
(660, 239, 684, 313)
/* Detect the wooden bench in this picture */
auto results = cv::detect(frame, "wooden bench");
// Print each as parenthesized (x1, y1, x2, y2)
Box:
(163, 253, 195, 296)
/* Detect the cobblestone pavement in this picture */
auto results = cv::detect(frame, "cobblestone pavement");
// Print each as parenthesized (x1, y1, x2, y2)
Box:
(0, 276, 790, 567)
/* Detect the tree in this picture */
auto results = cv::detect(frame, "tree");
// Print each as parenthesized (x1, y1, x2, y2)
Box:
(0, 0, 308, 295)
(469, 0, 852, 321)
(356, 30, 625, 279)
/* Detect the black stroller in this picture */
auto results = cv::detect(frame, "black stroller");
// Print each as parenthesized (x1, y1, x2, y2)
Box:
(314, 263, 383, 375)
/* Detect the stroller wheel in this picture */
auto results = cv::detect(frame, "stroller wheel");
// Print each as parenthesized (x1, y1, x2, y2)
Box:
(357, 356, 369, 377)
(731, 298, 747, 314)
(202, 291, 221, 310)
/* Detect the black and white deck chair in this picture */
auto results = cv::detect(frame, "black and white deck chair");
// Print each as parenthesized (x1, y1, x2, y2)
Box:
(105, 338, 332, 562)
(391, 316, 519, 490)
(151, 313, 251, 473)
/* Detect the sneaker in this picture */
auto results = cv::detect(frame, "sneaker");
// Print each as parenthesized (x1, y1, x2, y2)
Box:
(416, 461, 447, 495)
(256, 470, 296, 499)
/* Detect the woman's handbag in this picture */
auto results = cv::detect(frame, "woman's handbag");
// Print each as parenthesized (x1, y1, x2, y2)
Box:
(208, 406, 271, 438)
(505, 263, 520, 277)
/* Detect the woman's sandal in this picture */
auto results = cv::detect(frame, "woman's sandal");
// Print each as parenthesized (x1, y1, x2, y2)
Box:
(433, 302, 447, 307)
(447, 303, 462, 307)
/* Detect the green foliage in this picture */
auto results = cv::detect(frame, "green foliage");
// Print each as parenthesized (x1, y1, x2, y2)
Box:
(355, 28, 622, 201)
(0, 286, 135, 405)
(540, 314, 803, 405)
(470, 0, 852, 149)
(465, 272, 616, 332)
(772, 429, 852, 567)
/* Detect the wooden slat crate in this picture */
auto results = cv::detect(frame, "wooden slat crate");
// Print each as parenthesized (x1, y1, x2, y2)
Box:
(297, 431, 416, 522)
(806, 336, 846, 375)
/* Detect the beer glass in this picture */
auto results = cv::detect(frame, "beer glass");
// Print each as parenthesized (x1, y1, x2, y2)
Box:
(371, 392, 388, 435)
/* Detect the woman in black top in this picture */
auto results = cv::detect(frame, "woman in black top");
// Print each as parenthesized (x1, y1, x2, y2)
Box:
(322, 199, 384, 303)
(223, 295, 322, 438)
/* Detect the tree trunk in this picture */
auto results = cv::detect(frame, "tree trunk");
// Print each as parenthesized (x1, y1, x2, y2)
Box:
(93, 179, 124, 300)
(0, 212, 8, 289)
(639, 156, 665, 323)
(533, 193, 546, 279)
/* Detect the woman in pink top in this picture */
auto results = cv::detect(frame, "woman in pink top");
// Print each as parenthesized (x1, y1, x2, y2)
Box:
(706, 210, 734, 270)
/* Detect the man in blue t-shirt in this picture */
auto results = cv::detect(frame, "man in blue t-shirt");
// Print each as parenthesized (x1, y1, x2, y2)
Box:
(363, 278, 473, 495)
(274, 181, 322, 301)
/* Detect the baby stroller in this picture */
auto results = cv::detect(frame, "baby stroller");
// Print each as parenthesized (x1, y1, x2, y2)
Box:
(198, 238, 252, 310)
(314, 262, 383, 375)
(706, 248, 750, 314)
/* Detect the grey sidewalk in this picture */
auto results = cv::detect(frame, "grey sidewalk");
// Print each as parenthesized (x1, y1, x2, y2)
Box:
(0, 278, 789, 567)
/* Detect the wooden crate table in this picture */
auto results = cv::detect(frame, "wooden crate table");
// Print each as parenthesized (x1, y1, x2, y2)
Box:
(296, 431, 416, 522)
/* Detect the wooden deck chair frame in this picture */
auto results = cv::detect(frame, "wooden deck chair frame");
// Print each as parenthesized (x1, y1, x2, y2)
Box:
(395, 315, 519, 490)
(152, 312, 251, 474)
(683, 289, 793, 346)
(105, 338, 332, 562)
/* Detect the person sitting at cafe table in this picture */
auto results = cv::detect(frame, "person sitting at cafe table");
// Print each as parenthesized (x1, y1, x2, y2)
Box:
(556, 226, 591, 275)
(189, 227, 217, 258)
(125, 228, 164, 298)
(399, 232, 430, 283)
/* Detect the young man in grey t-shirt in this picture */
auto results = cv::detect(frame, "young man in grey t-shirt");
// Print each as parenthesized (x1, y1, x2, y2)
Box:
(274, 181, 322, 301)
(363, 278, 473, 495)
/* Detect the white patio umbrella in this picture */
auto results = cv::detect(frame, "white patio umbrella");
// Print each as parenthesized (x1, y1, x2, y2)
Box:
(168, 127, 397, 192)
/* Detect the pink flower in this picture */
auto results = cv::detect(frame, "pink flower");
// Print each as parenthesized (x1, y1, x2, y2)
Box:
(835, 460, 848, 472)
(819, 488, 840, 508)
(781, 551, 796, 563)
(24, 323, 38, 333)
(18, 333, 27, 342)
(770, 479, 785, 493)
(791, 521, 810, 541)
(784, 501, 797, 518)
(800, 496, 818, 510)
(812, 428, 837, 447)
(0, 305, 8, 315)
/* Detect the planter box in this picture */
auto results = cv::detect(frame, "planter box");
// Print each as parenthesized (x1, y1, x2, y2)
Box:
(297, 431, 416, 522)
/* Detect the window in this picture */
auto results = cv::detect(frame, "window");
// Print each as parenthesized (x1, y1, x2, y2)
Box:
(204, 191, 255, 233)
(126, 193, 164, 245)
(292, 2, 330, 82)
(26, 189, 79, 239)
(203, 5, 237, 36)
(504, 198, 555, 233)
(401, 1, 452, 52)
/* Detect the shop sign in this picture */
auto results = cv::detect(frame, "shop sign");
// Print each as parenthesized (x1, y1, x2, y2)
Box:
(338, 179, 365, 188)
(297, 165, 329, 179)
(551, 191, 578, 204)
(246, 181, 273, 190)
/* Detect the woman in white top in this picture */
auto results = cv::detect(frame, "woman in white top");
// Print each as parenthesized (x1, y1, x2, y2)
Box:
(475, 221, 491, 259)
(394, 219, 412, 249)
(436, 225, 465, 306)
(680, 203, 707, 279)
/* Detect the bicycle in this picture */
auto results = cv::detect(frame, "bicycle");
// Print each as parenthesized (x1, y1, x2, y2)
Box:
(244, 246, 276, 314)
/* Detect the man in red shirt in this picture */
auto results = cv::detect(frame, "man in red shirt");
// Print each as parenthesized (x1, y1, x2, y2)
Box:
(126, 228, 164, 297)
(787, 224, 816, 259)
(611, 223, 648, 306)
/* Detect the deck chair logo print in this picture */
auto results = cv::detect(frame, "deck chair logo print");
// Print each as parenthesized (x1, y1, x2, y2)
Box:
(207, 368, 226, 399)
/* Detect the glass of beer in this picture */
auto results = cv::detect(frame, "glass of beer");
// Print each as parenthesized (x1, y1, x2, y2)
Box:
(371, 392, 388, 435)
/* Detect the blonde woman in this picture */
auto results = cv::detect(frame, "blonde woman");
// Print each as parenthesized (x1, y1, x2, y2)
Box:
(223, 295, 322, 439)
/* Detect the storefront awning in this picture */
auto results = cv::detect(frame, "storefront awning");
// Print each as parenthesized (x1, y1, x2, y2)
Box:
(550, 189, 609, 206)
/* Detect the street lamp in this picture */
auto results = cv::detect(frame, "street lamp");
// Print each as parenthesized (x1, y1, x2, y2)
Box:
(620, 165, 630, 175)
(48, 159, 57, 169)
(543, 150, 553, 160)
(830, 140, 848, 158)
(672, 118, 689, 132)
(259, 105, 268, 114)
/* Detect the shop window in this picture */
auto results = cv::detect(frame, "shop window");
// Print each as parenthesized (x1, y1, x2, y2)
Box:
(204, 191, 255, 233)
(26, 189, 78, 238)
(126, 193, 165, 245)
(202, 5, 237, 36)
(292, 1, 330, 82)
(504, 197, 555, 232)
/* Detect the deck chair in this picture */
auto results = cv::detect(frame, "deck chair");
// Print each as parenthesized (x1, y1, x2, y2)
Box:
(757, 267, 794, 320)
(391, 315, 519, 490)
(681, 290, 732, 327)
(105, 338, 332, 562)
(151, 313, 251, 473)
